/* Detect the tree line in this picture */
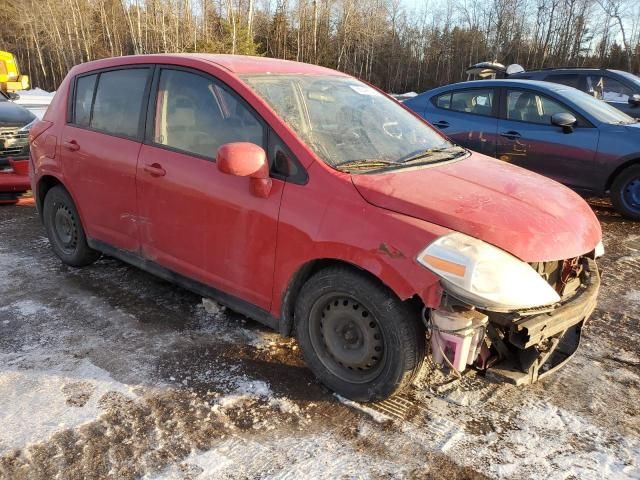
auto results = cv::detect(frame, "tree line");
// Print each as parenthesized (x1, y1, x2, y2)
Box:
(1, 0, 639, 94)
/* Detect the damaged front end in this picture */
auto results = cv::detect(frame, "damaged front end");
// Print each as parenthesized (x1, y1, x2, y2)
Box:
(420, 233, 601, 385)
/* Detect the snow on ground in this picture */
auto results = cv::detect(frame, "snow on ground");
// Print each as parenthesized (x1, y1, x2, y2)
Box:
(13, 88, 54, 119)
(1, 204, 639, 479)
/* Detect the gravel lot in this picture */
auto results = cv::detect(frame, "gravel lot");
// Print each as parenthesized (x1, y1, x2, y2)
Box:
(0, 201, 638, 479)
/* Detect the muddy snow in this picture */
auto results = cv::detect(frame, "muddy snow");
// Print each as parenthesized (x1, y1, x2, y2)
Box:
(0, 203, 638, 479)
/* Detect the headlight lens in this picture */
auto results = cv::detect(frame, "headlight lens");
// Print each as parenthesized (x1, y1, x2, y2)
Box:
(417, 232, 561, 311)
(594, 240, 604, 258)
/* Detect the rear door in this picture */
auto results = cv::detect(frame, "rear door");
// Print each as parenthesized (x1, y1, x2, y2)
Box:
(61, 67, 152, 251)
(424, 88, 498, 157)
(136, 67, 284, 310)
(496, 88, 599, 190)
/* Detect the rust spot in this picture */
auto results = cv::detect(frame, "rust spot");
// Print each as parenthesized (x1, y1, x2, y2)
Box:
(378, 243, 405, 259)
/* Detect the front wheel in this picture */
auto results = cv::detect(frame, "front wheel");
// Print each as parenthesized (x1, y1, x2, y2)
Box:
(295, 266, 425, 402)
(611, 165, 640, 220)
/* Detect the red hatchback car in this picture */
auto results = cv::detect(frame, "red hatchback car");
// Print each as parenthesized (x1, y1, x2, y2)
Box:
(30, 55, 603, 401)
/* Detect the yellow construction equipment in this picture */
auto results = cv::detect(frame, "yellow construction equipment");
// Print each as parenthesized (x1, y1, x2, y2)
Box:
(0, 51, 30, 94)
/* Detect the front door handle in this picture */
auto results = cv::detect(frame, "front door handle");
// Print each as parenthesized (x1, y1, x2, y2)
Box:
(143, 163, 166, 177)
(500, 130, 521, 140)
(63, 139, 80, 151)
(433, 120, 450, 129)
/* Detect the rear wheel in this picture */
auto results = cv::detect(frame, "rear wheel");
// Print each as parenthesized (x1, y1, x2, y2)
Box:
(43, 185, 100, 267)
(295, 266, 425, 402)
(611, 165, 640, 220)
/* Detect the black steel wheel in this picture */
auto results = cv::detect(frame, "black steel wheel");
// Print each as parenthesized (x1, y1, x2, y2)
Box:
(43, 185, 100, 267)
(309, 294, 385, 384)
(295, 266, 425, 402)
(611, 165, 640, 221)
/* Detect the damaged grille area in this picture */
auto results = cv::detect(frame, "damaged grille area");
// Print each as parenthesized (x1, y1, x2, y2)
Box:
(529, 256, 584, 299)
(0, 126, 30, 166)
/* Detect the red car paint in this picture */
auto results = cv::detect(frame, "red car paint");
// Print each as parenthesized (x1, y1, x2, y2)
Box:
(0, 159, 30, 204)
(30, 54, 602, 322)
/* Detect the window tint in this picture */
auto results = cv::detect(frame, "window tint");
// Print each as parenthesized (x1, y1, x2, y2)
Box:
(154, 69, 265, 159)
(73, 74, 97, 127)
(91, 69, 150, 137)
(435, 93, 451, 109)
(450, 89, 494, 116)
(507, 90, 572, 124)
(546, 73, 582, 89)
(586, 75, 634, 103)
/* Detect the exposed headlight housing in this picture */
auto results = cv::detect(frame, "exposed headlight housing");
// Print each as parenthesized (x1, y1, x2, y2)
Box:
(417, 232, 561, 311)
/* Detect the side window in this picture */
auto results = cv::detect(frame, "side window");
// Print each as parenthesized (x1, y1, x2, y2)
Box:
(73, 74, 97, 127)
(545, 74, 582, 90)
(586, 75, 634, 103)
(450, 89, 494, 116)
(507, 90, 572, 125)
(91, 69, 150, 137)
(434, 93, 451, 109)
(153, 69, 265, 159)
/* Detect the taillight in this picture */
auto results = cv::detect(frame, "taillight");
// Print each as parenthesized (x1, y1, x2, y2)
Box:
(29, 120, 53, 143)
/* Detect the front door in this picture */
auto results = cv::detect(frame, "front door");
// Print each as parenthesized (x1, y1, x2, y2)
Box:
(136, 67, 284, 310)
(496, 88, 599, 190)
(61, 67, 152, 251)
(426, 88, 499, 157)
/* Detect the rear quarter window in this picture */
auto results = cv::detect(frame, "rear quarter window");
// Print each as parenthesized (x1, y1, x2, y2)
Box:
(73, 74, 97, 127)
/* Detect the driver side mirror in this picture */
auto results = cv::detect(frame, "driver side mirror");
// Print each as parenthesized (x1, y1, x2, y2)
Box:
(629, 94, 640, 107)
(551, 112, 577, 134)
(216, 142, 272, 198)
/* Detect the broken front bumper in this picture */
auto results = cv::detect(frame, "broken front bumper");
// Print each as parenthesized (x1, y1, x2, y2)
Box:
(485, 258, 600, 385)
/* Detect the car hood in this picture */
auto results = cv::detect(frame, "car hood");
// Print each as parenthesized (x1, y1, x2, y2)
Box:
(351, 154, 601, 262)
(0, 101, 36, 127)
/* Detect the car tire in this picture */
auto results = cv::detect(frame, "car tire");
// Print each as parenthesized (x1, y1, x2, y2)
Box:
(611, 165, 640, 220)
(43, 185, 101, 267)
(295, 266, 425, 402)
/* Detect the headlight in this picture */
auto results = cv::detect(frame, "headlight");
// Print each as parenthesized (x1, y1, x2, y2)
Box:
(18, 119, 36, 132)
(594, 240, 604, 258)
(416, 232, 561, 311)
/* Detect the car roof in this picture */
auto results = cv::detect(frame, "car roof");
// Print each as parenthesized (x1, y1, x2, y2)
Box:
(425, 79, 571, 93)
(72, 54, 347, 77)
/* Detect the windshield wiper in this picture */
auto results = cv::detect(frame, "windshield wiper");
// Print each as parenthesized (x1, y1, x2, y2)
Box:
(335, 159, 398, 172)
(397, 146, 466, 164)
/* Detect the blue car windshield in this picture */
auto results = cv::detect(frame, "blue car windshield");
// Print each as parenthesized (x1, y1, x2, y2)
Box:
(558, 87, 636, 125)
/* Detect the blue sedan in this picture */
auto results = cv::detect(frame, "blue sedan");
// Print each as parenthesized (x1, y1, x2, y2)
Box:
(404, 80, 640, 219)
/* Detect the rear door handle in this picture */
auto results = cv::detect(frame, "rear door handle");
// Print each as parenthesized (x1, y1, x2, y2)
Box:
(143, 163, 166, 177)
(433, 120, 450, 129)
(63, 139, 80, 151)
(500, 131, 521, 140)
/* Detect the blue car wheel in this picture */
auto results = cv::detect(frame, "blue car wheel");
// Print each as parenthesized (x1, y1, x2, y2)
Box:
(611, 165, 640, 220)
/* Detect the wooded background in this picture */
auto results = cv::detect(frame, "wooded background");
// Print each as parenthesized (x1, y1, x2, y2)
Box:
(1, 0, 639, 93)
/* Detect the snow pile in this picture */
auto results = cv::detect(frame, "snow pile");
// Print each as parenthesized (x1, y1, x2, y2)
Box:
(0, 358, 134, 452)
(14, 88, 54, 105)
(14, 88, 54, 118)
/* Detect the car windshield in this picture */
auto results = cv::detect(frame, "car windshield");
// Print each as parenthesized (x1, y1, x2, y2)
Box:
(241, 74, 458, 171)
(558, 86, 636, 124)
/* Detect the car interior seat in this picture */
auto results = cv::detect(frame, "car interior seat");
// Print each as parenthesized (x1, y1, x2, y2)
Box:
(513, 93, 542, 123)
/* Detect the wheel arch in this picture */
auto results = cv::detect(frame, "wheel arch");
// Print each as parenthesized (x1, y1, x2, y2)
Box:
(278, 258, 424, 337)
(605, 157, 640, 192)
(36, 174, 64, 217)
